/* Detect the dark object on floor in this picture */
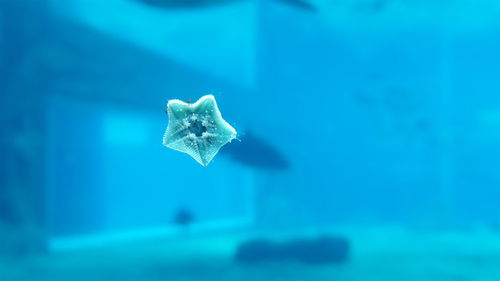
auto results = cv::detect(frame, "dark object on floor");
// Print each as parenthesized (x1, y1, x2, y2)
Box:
(234, 239, 279, 262)
(172, 206, 195, 228)
(273, 0, 317, 11)
(133, 0, 237, 9)
(234, 235, 350, 264)
(220, 132, 289, 171)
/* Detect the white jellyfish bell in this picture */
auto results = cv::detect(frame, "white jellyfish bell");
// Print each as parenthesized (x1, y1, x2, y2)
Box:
(162, 95, 237, 166)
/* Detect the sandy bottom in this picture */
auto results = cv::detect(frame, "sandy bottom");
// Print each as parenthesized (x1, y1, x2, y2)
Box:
(2, 225, 500, 281)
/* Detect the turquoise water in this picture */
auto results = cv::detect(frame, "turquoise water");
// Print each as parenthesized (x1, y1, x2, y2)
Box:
(1, 0, 500, 280)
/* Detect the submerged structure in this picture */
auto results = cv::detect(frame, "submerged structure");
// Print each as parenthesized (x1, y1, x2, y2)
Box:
(163, 95, 237, 166)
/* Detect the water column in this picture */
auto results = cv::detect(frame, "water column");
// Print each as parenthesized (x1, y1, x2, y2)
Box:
(436, 1, 456, 226)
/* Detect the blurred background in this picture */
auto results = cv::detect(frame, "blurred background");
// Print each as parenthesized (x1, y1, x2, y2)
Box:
(1, 0, 500, 280)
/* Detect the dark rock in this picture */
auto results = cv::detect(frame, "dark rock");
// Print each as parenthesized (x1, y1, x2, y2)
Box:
(283, 236, 350, 264)
(234, 239, 279, 263)
(234, 235, 350, 265)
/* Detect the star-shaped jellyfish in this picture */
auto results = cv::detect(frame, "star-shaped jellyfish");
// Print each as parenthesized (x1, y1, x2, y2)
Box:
(162, 95, 237, 166)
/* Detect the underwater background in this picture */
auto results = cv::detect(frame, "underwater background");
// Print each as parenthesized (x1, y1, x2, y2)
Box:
(1, 0, 500, 280)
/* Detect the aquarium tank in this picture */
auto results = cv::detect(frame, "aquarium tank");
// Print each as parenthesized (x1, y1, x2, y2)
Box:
(1, 0, 500, 280)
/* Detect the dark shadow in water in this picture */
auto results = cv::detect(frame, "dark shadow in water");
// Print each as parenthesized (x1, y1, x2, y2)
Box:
(220, 132, 290, 171)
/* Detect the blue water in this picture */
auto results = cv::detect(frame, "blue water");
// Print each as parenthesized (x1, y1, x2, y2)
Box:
(1, 0, 500, 280)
